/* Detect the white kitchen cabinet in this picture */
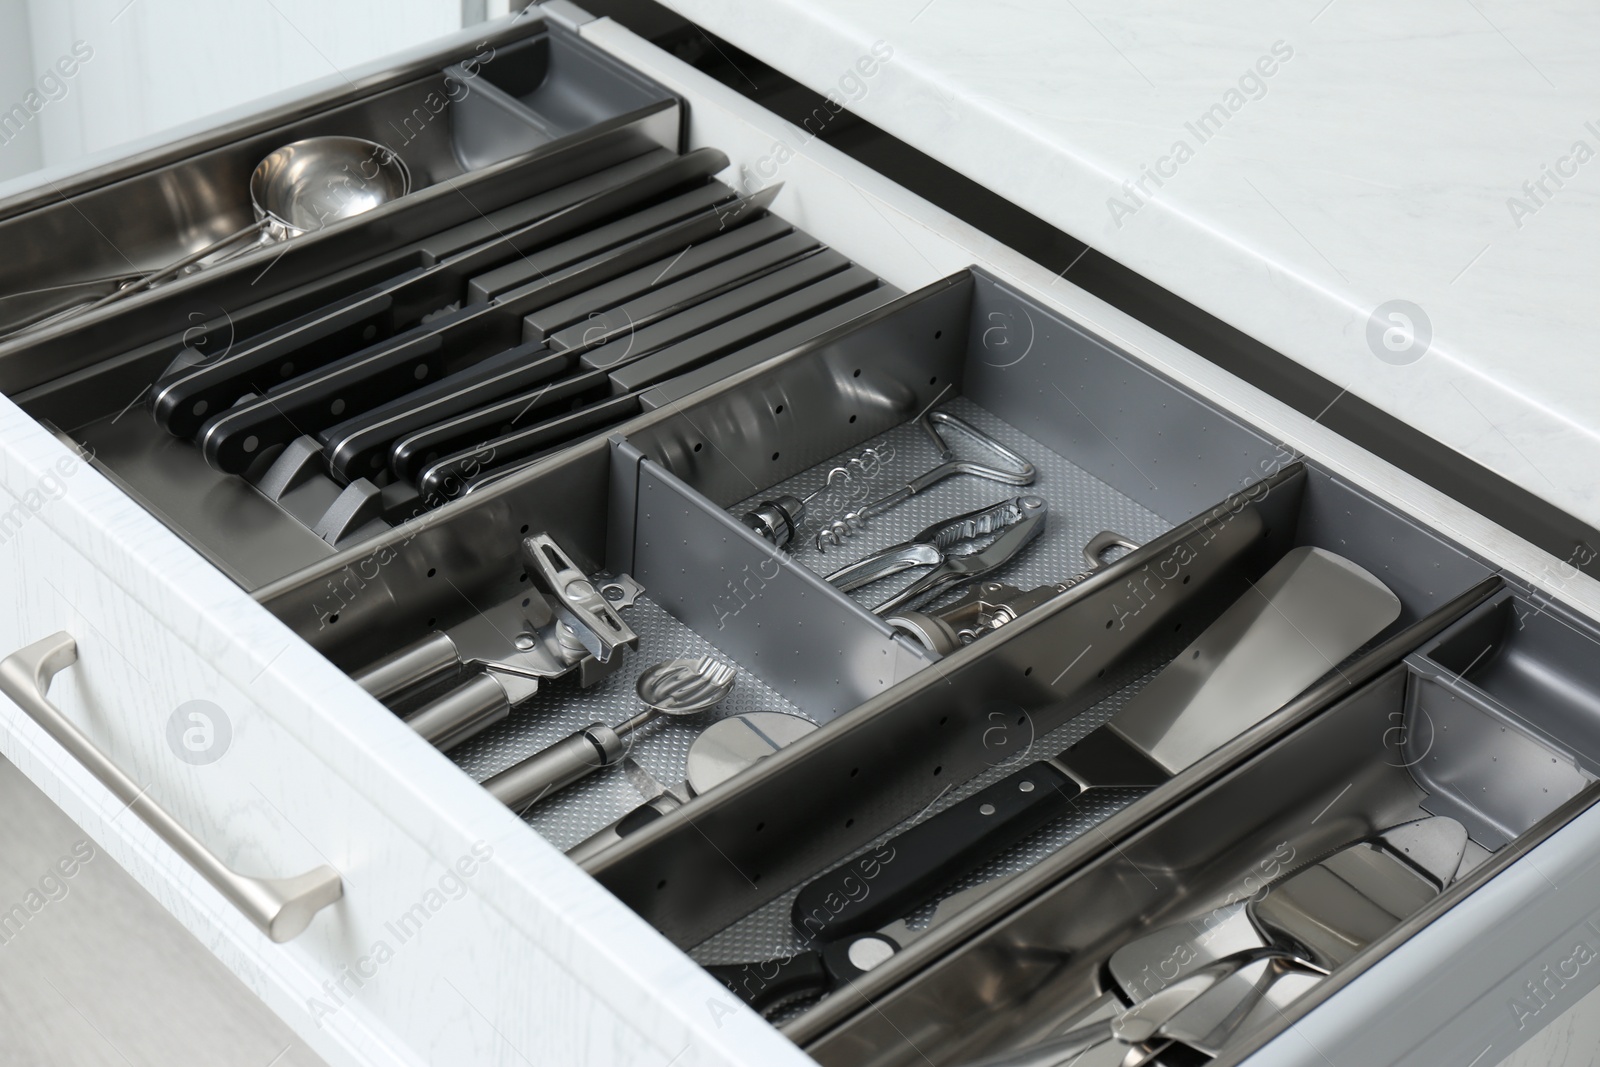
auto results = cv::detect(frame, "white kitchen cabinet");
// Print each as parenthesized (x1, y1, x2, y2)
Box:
(0, 7, 1598, 1067)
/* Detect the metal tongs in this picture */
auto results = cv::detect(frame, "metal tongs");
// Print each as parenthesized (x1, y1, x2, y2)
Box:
(888, 530, 1139, 655)
(823, 496, 1047, 614)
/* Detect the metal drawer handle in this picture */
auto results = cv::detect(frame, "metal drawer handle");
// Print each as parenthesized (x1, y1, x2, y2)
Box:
(0, 632, 342, 942)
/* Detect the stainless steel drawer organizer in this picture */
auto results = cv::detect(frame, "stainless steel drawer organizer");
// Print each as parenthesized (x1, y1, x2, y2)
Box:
(5, 17, 1600, 1067)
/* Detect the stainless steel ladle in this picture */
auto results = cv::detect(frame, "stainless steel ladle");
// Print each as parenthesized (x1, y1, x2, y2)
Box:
(5, 136, 409, 338)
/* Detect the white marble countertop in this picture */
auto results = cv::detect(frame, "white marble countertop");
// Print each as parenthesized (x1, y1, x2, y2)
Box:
(657, 0, 1600, 536)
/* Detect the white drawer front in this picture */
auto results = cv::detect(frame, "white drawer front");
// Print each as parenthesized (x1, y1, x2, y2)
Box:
(0, 396, 812, 1067)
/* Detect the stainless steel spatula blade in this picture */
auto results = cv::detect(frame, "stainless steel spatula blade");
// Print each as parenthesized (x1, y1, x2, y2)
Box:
(1109, 901, 1269, 1004)
(1106, 546, 1402, 777)
(790, 546, 1401, 942)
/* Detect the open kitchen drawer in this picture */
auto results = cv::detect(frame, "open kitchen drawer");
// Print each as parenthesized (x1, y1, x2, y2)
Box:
(2, 6, 1600, 1067)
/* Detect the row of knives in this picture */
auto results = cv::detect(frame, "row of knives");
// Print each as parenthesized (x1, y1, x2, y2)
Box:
(140, 146, 894, 544)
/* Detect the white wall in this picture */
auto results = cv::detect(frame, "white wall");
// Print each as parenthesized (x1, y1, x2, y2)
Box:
(0, 0, 43, 181)
(21, 0, 471, 170)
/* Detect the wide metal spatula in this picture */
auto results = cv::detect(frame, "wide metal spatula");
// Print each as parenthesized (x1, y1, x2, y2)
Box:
(1107, 815, 1467, 1003)
(793, 546, 1401, 940)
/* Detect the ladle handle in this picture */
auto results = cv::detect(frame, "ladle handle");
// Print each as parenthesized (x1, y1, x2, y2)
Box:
(482, 722, 628, 811)
(79, 223, 265, 316)
(6, 223, 265, 342)
(134, 223, 265, 291)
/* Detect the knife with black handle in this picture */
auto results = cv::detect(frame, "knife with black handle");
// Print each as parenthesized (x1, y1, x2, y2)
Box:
(393, 367, 613, 488)
(791, 545, 1403, 941)
(150, 148, 731, 437)
(417, 392, 643, 503)
(321, 343, 565, 480)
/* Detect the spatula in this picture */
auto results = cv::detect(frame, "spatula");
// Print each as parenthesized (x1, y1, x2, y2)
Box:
(792, 546, 1401, 940)
(1107, 815, 1467, 1001)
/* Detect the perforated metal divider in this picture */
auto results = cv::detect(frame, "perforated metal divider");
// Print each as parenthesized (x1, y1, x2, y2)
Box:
(1398, 590, 1600, 850)
(961, 269, 1286, 524)
(585, 272, 1314, 953)
(446, 440, 922, 852)
(627, 452, 931, 719)
(690, 680, 1157, 1004)
(687, 391, 1178, 991)
(592, 472, 1300, 946)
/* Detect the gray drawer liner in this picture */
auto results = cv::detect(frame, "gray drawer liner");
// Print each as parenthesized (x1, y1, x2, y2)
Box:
(450, 595, 809, 851)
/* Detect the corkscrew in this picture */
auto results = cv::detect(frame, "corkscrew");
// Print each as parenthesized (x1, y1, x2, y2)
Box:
(739, 443, 897, 549)
(811, 410, 1035, 549)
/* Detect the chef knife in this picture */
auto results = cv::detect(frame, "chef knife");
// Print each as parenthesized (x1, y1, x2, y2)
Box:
(402, 262, 879, 496)
(191, 183, 738, 472)
(151, 147, 732, 438)
(318, 190, 796, 481)
(791, 545, 1402, 940)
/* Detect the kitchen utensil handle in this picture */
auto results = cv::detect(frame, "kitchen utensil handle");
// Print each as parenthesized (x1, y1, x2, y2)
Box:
(522, 533, 636, 661)
(791, 760, 1080, 941)
(0, 633, 342, 943)
(68, 223, 263, 325)
(565, 794, 678, 866)
(483, 723, 626, 810)
(122, 223, 264, 295)
(199, 332, 449, 474)
(921, 411, 1038, 485)
(402, 673, 514, 751)
(152, 283, 408, 437)
(352, 631, 461, 702)
(704, 952, 831, 1014)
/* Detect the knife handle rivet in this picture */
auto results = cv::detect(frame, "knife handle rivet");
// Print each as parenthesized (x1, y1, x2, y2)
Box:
(1018, 781, 1035, 793)
(979, 803, 996, 816)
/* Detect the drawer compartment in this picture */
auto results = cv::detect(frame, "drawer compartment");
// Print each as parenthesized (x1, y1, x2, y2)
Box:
(255, 264, 1575, 1064)
(0, 20, 682, 388)
(452, 29, 675, 168)
(799, 627, 1600, 1066)
(584, 268, 1491, 944)
(469, 30, 672, 148)
(566, 271, 1597, 1065)
(1404, 591, 1599, 848)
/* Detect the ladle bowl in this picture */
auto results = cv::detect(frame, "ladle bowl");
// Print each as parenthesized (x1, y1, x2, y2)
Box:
(250, 136, 412, 241)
